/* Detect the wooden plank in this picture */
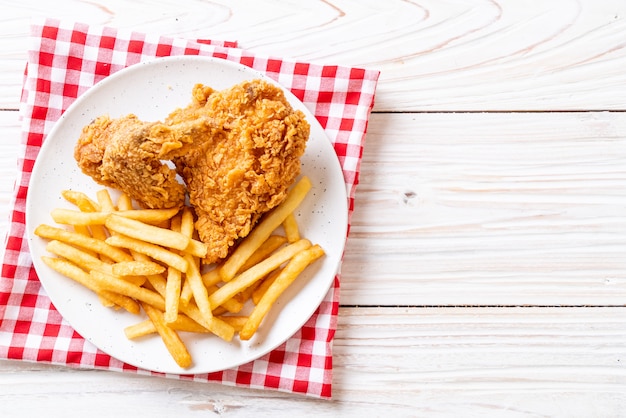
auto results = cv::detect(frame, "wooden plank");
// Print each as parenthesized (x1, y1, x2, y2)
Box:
(1, 0, 626, 111)
(3, 111, 626, 306)
(345, 111, 626, 306)
(0, 307, 624, 416)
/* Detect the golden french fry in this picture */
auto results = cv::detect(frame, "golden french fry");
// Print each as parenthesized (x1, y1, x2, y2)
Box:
(141, 302, 192, 369)
(117, 192, 134, 211)
(181, 303, 235, 342)
(45, 240, 112, 274)
(90, 270, 166, 311)
(125, 314, 210, 339)
(206, 284, 244, 314)
(61, 190, 100, 212)
(252, 267, 283, 305)
(282, 212, 300, 243)
(218, 316, 249, 332)
(124, 319, 156, 339)
(105, 214, 190, 251)
(112, 260, 165, 276)
(180, 206, 195, 238)
(164, 266, 182, 323)
(72, 224, 92, 238)
(97, 188, 116, 212)
(115, 208, 180, 224)
(105, 234, 188, 272)
(209, 239, 311, 309)
(50, 208, 109, 226)
(184, 239, 208, 259)
(220, 176, 311, 281)
(35, 224, 133, 263)
(239, 245, 325, 340)
(41, 256, 140, 314)
(183, 253, 213, 320)
(201, 267, 222, 288)
(163, 212, 183, 323)
(238, 235, 287, 273)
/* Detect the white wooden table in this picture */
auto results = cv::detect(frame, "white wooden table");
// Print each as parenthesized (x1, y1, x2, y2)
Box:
(2, 1, 626, 416)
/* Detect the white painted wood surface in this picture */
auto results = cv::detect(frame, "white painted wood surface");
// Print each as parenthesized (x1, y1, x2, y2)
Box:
(2, 1, 626, 416)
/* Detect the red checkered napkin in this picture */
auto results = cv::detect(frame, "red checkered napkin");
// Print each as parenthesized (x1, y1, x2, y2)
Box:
(0, 18, 378, 398)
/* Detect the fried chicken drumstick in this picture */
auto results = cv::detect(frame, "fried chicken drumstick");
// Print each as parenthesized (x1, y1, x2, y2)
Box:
(74, 79, 310, 263)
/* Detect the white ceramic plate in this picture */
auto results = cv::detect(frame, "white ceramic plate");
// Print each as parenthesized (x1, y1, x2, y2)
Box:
(25, 56, 348, 374)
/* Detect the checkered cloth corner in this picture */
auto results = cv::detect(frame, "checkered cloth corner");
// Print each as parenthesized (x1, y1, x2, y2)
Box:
(0, 18, 379, 398)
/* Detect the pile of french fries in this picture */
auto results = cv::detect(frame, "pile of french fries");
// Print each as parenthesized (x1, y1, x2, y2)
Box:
(34, 176, 324, 368)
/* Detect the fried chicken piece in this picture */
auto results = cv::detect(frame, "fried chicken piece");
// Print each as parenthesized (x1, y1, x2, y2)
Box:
(74, 114, 192, 209)
(165, 80, 310, 263)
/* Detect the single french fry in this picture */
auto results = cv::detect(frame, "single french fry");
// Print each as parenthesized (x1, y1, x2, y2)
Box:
(239, 245, 325, 340)
(50, 208, 109, 226)
(72, 224, 92, 240)
(252, 267, 283, 305)
(164, 266, 182, 323)
(180, 303, 235, 342)
(220, 176, 311, 281)
(141, 302, 192, 369)
(41, 256, 140, 314)
(209, 239, 311, 309)
(105, 234, 188, 272)
(282, 212, 300, 243)
(201, 267, 222, 288)
(115, 208, 180, 224)
(125, 314, 210, 339)
(163, 212, 183, 323)
(124, 319, 156, 339)
(90, 270, 166, 311)
(105, 214, 190, 251)
(179, 263, 195, 306)
(218, 315, 249, 332)
(237, 235, 287, 273)
(112, 260, 165, 276)
(180, 206, 195, 238)
(61, 190, 100, 212)
(183, 253, 212, 320)
(45, 240, 112, 275)
(117, 193, 134, 211)
(206, 284, 244, 314)
(184, 239, 209, 259)
(97, 188, 116, 211)
(35, 224, 133, 263)
(235, 279, 261, 305)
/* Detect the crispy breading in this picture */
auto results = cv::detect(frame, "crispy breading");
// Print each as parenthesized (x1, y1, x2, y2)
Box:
(74, 114, 188, 209)
(74, 79, 310, 263)
(167, 80, 309, 263)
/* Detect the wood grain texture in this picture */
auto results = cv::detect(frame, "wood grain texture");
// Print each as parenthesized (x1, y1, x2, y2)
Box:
(1, 307, 625, 417)
(2, 0, 626, 111)
(344, 111, 626, 305)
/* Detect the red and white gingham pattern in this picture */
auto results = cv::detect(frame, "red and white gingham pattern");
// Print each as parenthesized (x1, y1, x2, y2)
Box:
(0, 18, 379, 398)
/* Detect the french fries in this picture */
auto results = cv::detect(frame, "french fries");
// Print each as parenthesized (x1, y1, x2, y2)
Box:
(35, 177, 325, 369)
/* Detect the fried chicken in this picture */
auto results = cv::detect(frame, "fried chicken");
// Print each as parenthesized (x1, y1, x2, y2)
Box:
(74, 114, 190, 209)
(74, 79, 310, 264)
(165, 80, 310, 263)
